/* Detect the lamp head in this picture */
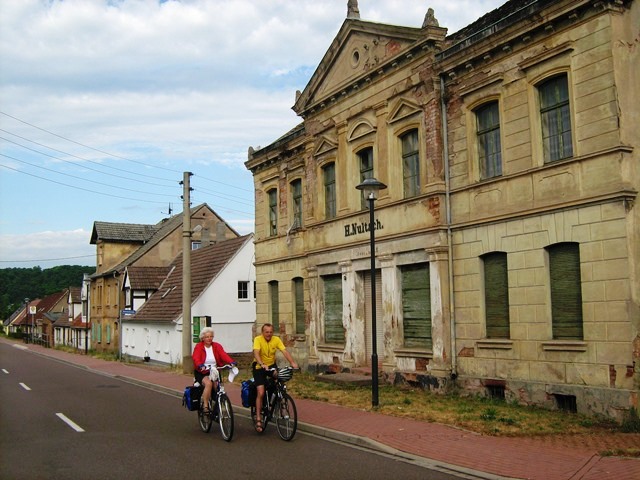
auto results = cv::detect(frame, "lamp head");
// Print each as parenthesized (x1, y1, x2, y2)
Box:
(356, 177, 387, 200)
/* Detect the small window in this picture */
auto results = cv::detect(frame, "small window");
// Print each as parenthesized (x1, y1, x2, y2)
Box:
(358, 147, 374, 209)
(291, 179, 303, 228)
(268, 189, 278, 236)
(269, 281, 279, 331)
(547, 242, 583, 339)
(482, 252, 510, 338)
(323, 163, 336, 219)
(539, 75, 573, 162)
(476, 102, 502, 179)
(323, 274, 344, 344)
(191, 241, 202, 250)
(293, 277, 305, 335)
(238, 281, 249, 300)
(401, 129, 420, 197)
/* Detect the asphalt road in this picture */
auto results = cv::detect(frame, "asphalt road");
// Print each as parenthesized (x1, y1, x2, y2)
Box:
(0, 342, 465, 480)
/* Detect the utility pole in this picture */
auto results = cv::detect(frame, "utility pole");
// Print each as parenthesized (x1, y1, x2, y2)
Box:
(181, 172, 194, 374)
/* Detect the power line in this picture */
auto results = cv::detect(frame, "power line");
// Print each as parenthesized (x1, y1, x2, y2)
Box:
(0, 130, 177, 185)
(197, 174, 254, 193)
(0, 254, 94, 263)
(0, 110, 181, 174)
(0, 162, 171, 205)
(1, 151, 178, 198)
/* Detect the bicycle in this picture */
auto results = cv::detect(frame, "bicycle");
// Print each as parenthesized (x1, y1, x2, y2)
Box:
(197, 364, 236, 441)
(250, 366, 298, 441)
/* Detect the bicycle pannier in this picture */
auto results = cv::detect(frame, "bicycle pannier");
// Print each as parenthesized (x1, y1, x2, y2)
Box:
(182, 385, 203, 411)
(241, 378, 256, 408)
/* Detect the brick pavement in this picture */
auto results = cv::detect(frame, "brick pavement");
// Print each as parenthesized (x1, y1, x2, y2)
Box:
(6, 339, 640, 480)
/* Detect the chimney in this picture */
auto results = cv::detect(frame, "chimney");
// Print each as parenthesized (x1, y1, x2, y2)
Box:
(202, 227, 211, 247)
(216, 222, 226, 242)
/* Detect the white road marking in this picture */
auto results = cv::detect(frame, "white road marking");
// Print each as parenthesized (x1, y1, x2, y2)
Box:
(2, 369, 8, 374)
(56, 413, 85, 433)
(19, 382, 31, 390)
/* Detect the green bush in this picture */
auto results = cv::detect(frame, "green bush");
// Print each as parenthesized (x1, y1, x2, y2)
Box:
(621, 407, 640, 433)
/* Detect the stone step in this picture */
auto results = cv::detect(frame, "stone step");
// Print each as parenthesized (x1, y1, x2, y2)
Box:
(314, 372, 372, 386)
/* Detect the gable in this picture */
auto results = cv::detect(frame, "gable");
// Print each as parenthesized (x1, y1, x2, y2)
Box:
(294, 19, 424, 115)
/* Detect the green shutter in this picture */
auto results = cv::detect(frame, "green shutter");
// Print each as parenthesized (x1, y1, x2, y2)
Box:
(324, 274, 344, 344)
(294, 278, 305, 335)
(269, 281, 279, 331)
(401, 264, 431, 348)
(549, 243, 583, 339)
(192, 317, 200, 343)
(484, 252, 510, 338)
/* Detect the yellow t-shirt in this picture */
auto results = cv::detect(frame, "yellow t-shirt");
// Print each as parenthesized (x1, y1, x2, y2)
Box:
(253, 335, 285, 367)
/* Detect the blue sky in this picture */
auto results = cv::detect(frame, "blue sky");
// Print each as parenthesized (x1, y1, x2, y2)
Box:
(0, 0, 504, 269)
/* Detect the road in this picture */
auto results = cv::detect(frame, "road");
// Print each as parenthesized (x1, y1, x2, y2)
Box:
(0, 342, 466, 480)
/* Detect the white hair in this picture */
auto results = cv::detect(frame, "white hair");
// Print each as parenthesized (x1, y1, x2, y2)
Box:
(199, 327, 215, 341)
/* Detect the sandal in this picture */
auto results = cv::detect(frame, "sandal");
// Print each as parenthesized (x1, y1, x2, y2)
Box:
(255, 420, 263, 433)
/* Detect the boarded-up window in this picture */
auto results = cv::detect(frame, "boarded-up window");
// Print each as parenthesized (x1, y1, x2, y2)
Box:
(401, 264, 431, 348)
(269, 281, 279, 331)
(323, 274, 344, 344)
(482, 252, 510, 338)
(547, 243, 583, 339)
(293, 277, 305, 335)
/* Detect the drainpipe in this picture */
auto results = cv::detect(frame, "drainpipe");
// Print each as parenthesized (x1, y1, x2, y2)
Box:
(440, 73, 457, 379)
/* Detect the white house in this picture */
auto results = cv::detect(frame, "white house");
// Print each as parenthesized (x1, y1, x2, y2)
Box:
(121, 234, 256, 365)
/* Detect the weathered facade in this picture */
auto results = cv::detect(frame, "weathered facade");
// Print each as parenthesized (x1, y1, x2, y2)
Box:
(245, 0, 639, 419)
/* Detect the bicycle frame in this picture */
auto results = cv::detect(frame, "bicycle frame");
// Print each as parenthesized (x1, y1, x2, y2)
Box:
(197, 364, 236, 441)
(252, 367, 298, 441)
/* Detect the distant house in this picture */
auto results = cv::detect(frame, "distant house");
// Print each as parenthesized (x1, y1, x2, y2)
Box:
(53, 287, 86, 350)
(122, 234, 256, 364)
(88, 203, 240, 355)
(9, 292, 67, 346)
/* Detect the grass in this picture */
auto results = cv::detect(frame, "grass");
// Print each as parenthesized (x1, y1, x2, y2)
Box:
(286, 372, 630, 439)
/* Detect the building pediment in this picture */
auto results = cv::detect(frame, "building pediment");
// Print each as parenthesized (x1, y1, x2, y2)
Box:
(293, 19, 427, 116)
(313, 136, 338, 157)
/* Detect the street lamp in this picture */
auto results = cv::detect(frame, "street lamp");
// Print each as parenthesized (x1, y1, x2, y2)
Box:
(356, 177, 387, 407)
(23, 298, 29, 342)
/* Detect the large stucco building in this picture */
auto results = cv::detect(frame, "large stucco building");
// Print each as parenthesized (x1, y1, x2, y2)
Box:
(245, 0, 639, 419)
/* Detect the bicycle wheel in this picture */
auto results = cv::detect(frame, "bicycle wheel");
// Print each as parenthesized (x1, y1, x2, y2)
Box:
(217, 394, 234, 441)
(275, 393, 297, 441)
(198, 399, 213, 433)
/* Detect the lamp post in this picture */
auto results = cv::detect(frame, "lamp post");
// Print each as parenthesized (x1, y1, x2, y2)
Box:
(356, 177, 387, 407)
(23, 298, 29, 342)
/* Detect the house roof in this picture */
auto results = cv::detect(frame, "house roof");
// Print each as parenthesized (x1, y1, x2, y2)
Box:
(125, 266, 173, 290)
(128, 234, 253, 324)
(90, 221, 158, 245)
(68, 286, 82, 303)
(71, 312, 87, 329)
(91, 203, 238, 280)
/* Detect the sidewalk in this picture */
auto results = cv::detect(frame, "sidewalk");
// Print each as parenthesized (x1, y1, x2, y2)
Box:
(8, 340, 640, 480)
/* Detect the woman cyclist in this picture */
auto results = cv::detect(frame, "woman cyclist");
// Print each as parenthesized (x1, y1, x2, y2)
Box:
(193, 327, 235, 414)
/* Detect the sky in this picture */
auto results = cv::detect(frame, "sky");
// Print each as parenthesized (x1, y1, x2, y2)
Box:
(0, 0, 505, 269)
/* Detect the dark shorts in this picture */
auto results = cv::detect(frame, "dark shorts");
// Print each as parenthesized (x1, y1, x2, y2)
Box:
(194, 370, 208, 384)
(252, 362, 276, 387)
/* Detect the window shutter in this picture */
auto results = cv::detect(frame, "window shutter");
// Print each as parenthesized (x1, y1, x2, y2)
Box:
(324, 275, 344, 344)
(549, 243, 583, 339)
(401, 264, 431, 348)
(484, 253, 510, 338)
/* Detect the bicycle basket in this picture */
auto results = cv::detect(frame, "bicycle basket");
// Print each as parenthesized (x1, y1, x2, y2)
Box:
(278, 366, 293, 382)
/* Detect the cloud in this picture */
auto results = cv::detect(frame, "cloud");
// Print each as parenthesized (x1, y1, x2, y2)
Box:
(0, 229, 95, 268)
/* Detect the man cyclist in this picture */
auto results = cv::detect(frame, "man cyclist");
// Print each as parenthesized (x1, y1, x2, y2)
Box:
(252, 323, 298, 432)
